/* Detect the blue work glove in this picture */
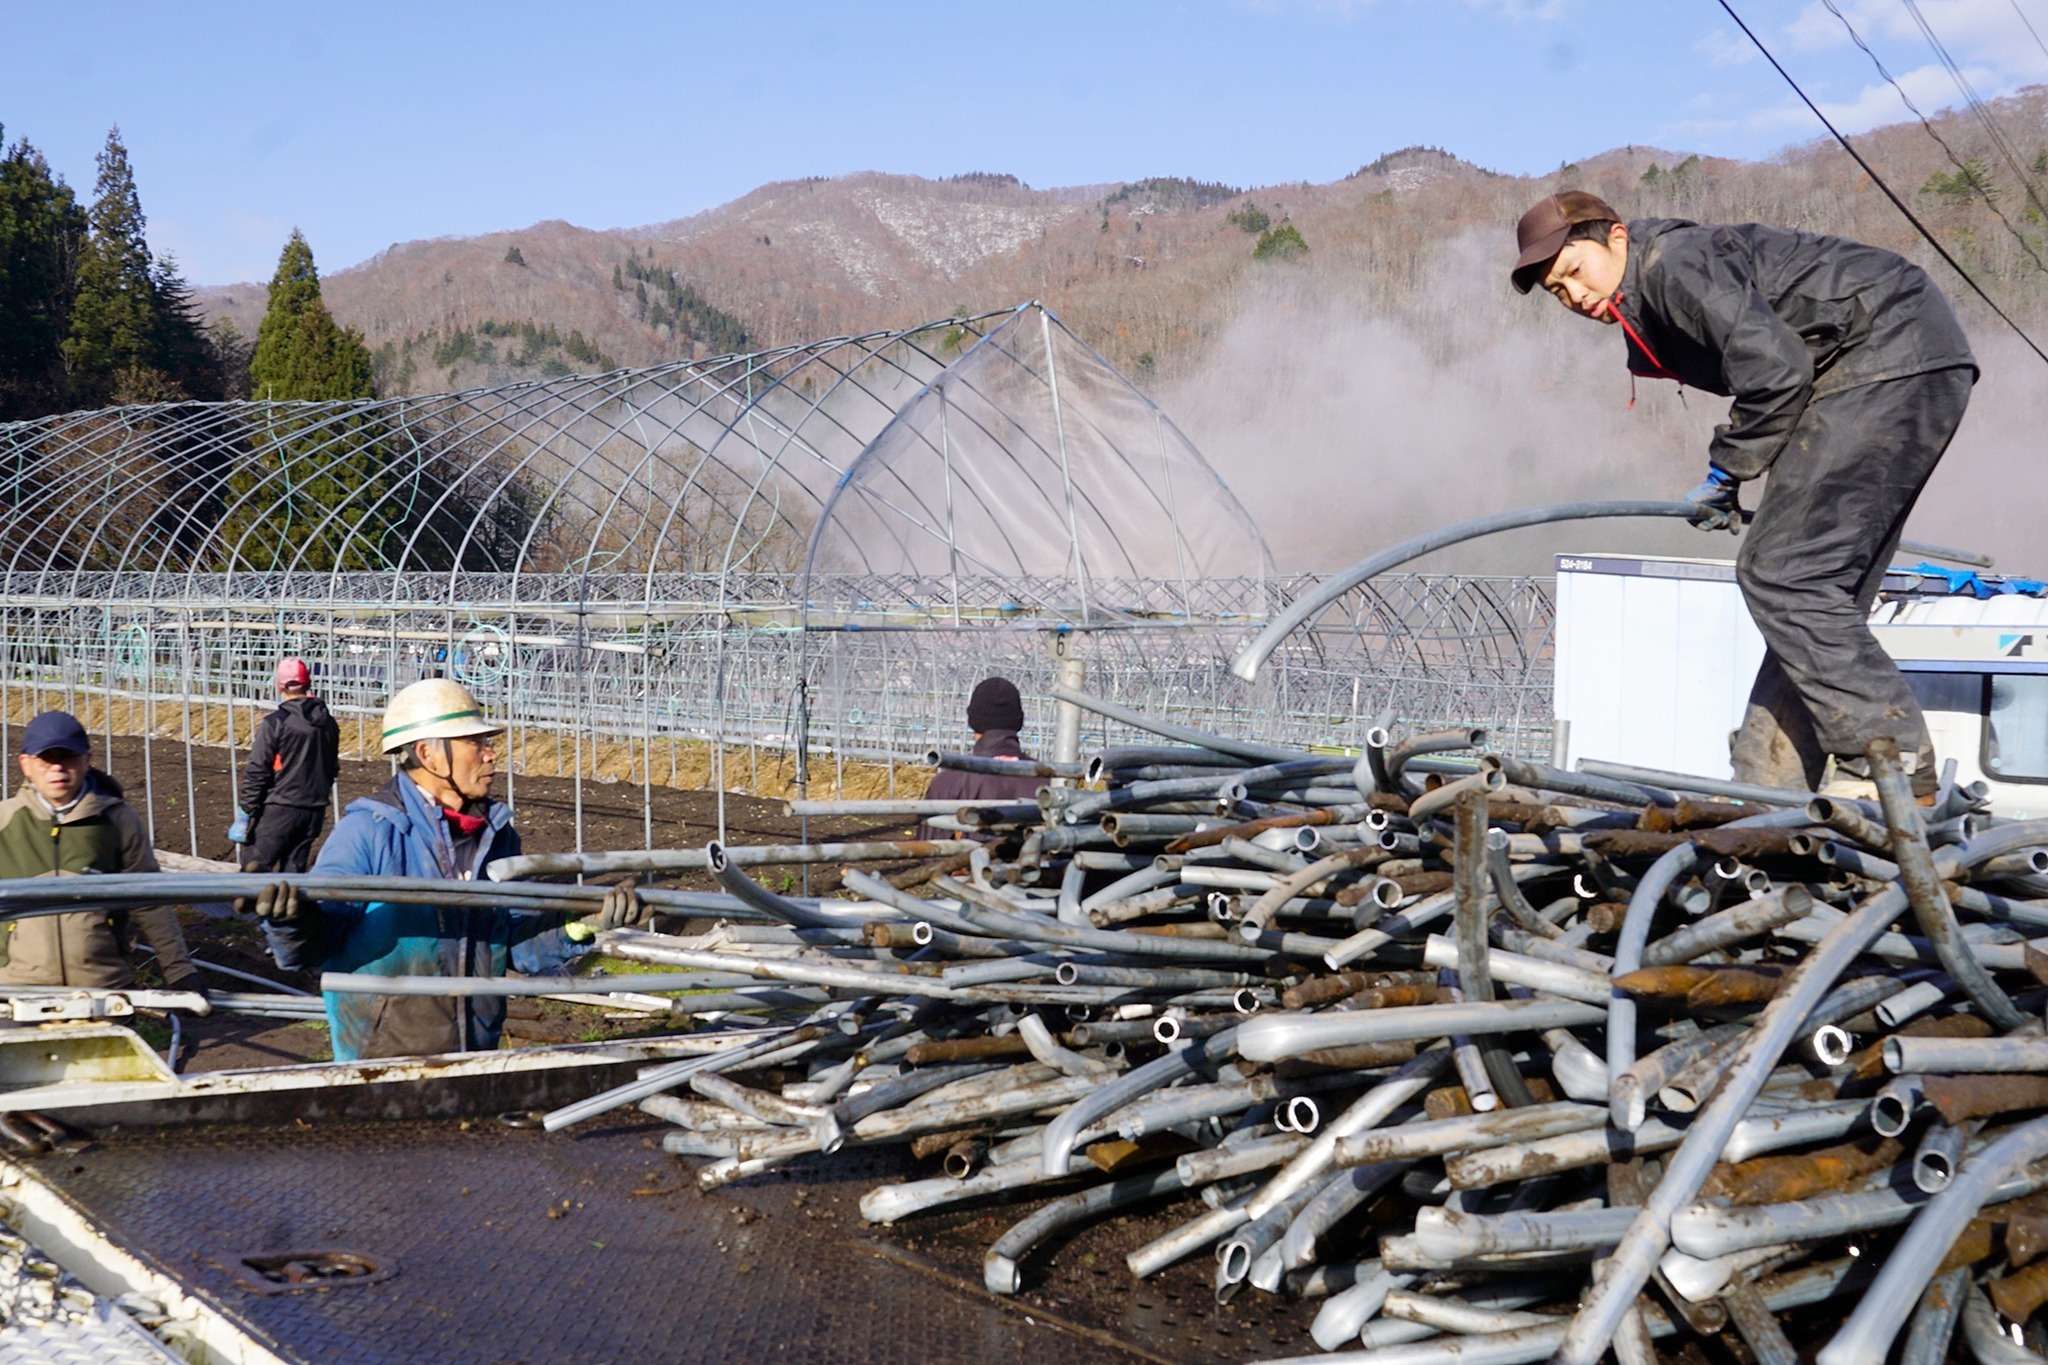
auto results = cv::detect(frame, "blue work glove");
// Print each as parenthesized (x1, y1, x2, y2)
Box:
(1683, 466, 1741, 534)
(226, 810, 252, 845)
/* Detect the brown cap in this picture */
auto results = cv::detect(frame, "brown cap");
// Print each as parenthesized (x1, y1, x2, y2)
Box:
(1511, 190, 1621, 293)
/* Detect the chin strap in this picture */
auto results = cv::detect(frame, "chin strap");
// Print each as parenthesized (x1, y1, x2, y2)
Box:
(1598, 292, 1681, 409)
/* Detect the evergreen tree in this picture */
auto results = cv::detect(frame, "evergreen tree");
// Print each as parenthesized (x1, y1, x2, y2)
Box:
(63, 127, 164, 405)
(206, 318, 253, 400)
(249, 230, 374, 400)
(150, 255, 225, 401)
(224, 230, 396, 572)
(0, 126, 87, 419)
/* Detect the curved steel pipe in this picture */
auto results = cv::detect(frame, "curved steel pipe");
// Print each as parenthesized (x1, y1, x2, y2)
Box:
(1871, 738, 2026, 1031)
(1050, 682, 1306, 764)
(710, 843, 848, 930)
(1229, 499, 1704, 682)
(984, 1166, 1186, 1294)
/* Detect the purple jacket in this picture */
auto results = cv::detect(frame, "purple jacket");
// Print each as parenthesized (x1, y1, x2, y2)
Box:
(918, 730, 1044, 840)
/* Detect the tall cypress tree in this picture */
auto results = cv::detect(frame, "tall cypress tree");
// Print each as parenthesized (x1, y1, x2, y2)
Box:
(63, 127, 164, 404)
(151, 254, 225, 402)
(226, 230, 388, 572)
(0, 126, 87, 420)
(249, 230, 373, 400)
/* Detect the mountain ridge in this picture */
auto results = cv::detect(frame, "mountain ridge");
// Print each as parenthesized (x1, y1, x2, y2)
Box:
(193, 96, 2048, 395)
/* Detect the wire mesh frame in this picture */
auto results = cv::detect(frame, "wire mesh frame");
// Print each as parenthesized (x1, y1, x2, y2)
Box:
(0, 305, 1559, 858)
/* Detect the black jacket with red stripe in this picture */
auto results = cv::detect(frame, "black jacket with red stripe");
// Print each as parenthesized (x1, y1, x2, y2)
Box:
(1613, 217, 1975, 480)
(240, 695, 341, 814)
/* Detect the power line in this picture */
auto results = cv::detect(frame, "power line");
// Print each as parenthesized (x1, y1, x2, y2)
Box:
(2010, 0, 2048, 68)
(1898, 0, 2048, 228)
(1818, 0, 2048, 277)
(1715, 0, 2048, 366)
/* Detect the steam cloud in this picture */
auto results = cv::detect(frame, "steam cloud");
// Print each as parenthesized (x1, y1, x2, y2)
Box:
(1168, 231, 2047, 578)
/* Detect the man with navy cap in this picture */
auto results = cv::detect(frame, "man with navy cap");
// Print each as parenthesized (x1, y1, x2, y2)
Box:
(0, 710, 197, 990)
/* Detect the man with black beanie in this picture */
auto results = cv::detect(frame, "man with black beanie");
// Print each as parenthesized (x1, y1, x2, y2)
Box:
(1511, 190, 1976, 796)
(918, 677, 1044, 839)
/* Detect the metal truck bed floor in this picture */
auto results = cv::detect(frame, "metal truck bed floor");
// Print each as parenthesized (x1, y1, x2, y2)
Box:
(23, 1116, 1179, 1364)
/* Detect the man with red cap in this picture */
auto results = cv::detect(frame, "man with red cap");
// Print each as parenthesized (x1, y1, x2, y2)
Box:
(1511, 191, 1976, 796)
(231, 657, 341, 872)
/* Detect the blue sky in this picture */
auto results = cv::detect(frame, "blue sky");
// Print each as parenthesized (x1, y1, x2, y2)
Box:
(4, 0, 2044, 284)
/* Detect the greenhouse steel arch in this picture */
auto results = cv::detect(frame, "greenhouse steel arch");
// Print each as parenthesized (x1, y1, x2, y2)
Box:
(0, 302, 1558, 856)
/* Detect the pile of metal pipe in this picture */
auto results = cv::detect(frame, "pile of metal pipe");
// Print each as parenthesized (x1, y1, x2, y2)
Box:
(26, 685, 2048, 1359)
(517, 703, 2048, 1360)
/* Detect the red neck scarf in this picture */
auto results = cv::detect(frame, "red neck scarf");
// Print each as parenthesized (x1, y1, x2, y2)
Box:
(443, 807, 488, 837)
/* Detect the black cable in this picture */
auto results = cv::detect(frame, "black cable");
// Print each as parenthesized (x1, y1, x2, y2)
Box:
(2011, 0, 2048, 67)
(1898, 0, 2048, 228)
(1820, 0, 2048, 275)
(1716, 0, 2048, 366)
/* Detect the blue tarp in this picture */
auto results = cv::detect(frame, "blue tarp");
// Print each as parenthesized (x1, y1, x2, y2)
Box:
(1907, 562, 2048, 599)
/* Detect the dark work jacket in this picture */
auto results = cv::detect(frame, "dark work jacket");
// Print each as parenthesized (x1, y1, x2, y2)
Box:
(240, 695, 341, 813)
(264, 774, 581, 1062)
(918, 730, 1045, 841)
(1613, 218, 1976, 480)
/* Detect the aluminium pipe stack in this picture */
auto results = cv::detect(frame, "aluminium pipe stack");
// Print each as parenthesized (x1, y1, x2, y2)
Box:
(87, 678, 2043, 1360)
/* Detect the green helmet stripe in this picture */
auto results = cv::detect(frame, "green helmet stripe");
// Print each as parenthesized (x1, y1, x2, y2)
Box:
(381, 706, 489, 744)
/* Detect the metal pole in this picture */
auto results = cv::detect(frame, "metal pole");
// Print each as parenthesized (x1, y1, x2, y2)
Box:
(1050, 633, 1084, 787)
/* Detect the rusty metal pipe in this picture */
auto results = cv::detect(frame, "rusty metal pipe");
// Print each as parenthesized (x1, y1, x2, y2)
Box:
(1808, 795, 1892, 849)
(1642, 884, 1812, 966)
(1552, 818, 2048, 1363)
(1901, 1266, 1969, 1365)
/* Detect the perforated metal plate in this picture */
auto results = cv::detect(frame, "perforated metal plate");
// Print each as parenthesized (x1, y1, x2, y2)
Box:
(29, 1117, 1154, 1364)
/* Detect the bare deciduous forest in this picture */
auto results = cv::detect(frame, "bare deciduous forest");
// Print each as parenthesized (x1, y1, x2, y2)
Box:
(196, 93, 2048, 572)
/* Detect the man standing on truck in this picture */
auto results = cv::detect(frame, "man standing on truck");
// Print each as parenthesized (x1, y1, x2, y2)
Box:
(0, 711, 199, 991)
(243, 678, 647, 1061)
(1512, 191, 1977, 795)
(229, 658, 340, 873)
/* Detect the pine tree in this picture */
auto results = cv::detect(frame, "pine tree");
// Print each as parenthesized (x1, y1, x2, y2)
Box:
(62, 127, 164, 405)
(0, 126, 87, 419)
(249, 230, 374, 400)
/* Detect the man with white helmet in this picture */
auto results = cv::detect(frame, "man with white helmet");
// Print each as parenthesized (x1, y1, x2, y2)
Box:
(246, 678, 647, 1061)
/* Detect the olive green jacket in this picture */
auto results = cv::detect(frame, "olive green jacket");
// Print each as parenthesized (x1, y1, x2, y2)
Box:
(0, 771, 193, 988)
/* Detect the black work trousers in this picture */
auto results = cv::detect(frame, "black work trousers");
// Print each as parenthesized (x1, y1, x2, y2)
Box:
(1729, 365, 1975, 789)
(244, 803, 327, 875)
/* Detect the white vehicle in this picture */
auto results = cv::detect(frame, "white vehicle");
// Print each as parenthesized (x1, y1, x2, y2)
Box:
(1553, 553, 2048, 816)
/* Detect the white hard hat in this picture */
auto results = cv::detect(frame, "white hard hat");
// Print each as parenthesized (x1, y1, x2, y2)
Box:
(380, 678, 504, 755)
